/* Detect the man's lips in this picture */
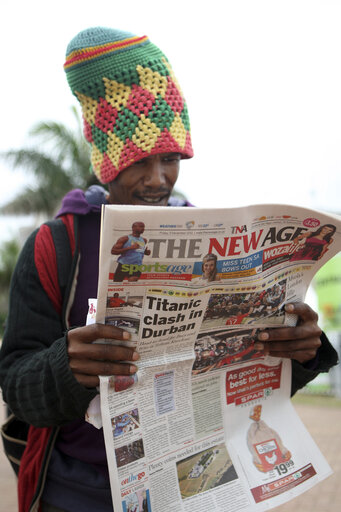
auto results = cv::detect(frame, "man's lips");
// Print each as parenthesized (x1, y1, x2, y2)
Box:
(134, 190, 170, 203)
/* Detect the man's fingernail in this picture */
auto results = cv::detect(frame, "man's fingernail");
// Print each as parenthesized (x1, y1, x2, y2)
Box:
(132, 352, 140, 361)
(123, 331, 130, 340)
(258, 332, 269, 341)
(130, 364, 138, 373)
(254, 343, 264, 351)
(285, 303, 294, 313)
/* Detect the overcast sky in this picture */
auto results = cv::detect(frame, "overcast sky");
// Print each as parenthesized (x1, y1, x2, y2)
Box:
(1, 0, 341, 243)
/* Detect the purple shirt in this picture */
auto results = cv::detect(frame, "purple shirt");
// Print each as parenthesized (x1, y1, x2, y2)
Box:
(43, 187, 192, 510)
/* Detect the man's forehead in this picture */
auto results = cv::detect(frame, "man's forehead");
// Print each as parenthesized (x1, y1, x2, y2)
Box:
(122, 152, 181, 169)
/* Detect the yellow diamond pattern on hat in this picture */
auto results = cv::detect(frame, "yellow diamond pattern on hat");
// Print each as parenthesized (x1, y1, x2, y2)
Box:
(75, 92, 98, 125)
(103, 78, 131, 110)
(136, 65, 168, 99)
(169, 113, 187, 149)
(91, 145, 104, 180)
(107, 132, 125, 168)
(132, 115, 161, 152)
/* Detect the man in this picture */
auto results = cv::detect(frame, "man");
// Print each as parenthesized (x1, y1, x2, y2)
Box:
(111, 221, 150, 282)
(107, 293, 127, 308)
(0, 26, 337, 512)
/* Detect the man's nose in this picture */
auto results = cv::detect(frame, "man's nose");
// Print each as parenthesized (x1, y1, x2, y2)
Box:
(144, 160, 166, 188)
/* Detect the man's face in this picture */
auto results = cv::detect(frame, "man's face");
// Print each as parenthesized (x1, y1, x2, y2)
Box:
(108, 153, 180, 206)
(132, 222, 145, 236)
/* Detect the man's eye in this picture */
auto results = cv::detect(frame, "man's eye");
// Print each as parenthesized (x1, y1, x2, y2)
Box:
(163, 155, 181, 162)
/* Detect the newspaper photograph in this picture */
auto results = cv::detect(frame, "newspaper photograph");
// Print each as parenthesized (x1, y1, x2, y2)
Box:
(91, 203, 340, 512)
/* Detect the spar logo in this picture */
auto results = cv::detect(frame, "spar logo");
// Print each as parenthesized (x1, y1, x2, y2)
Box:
(121, 471, 145, 486)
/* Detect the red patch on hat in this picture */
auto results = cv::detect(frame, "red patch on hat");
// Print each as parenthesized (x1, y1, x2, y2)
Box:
(152, 128, 181, 154)
(95, 98, 118, 132)
(183, 131, 194, 157)
(83, 118, 93, 142)
(126, 84, 155, 117)
(164, 77, 184, 113)
(118, 138, 149, 172)
(100, 152, 119, 183)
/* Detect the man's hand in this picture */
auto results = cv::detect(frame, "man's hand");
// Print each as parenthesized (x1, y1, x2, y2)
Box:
(67, 324, 139, 388)
(254, 302, 322, 364)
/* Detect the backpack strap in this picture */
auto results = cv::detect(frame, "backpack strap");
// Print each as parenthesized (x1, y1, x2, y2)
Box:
(46, 219, 73, 296)
(44, 215, 79, 330)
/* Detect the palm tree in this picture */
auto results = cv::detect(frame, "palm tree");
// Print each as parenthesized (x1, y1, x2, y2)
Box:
(0, 239, 19, 290)
(1, 105, 189, 219)
(0, 107, 98, 217)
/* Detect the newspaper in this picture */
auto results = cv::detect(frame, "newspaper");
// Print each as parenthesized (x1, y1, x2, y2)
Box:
(92, 203, 340, 512)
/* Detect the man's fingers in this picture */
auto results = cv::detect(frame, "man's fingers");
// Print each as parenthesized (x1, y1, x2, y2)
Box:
(68, 323, 130, 344)
(69, 359, 138, 377)
(66, 324, 140, 388)
(284, 302, 319, 323)
(68, 340, 139, 363)
(258, 323, 322, 342)
(255, 337, 321, 354)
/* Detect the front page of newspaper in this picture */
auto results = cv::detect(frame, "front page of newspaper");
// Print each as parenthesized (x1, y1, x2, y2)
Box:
(93, 204, 340, 512)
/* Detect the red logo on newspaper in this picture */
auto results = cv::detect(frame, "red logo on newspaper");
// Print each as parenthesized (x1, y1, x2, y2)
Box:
(303, 218, 320, 228)
(225, 363, 282, 405)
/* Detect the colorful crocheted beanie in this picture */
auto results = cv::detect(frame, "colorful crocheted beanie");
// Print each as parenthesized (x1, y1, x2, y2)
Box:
(64, 27, 193, 183)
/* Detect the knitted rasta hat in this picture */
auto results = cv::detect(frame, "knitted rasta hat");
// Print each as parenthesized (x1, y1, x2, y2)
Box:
(64, 27, 193, 184)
